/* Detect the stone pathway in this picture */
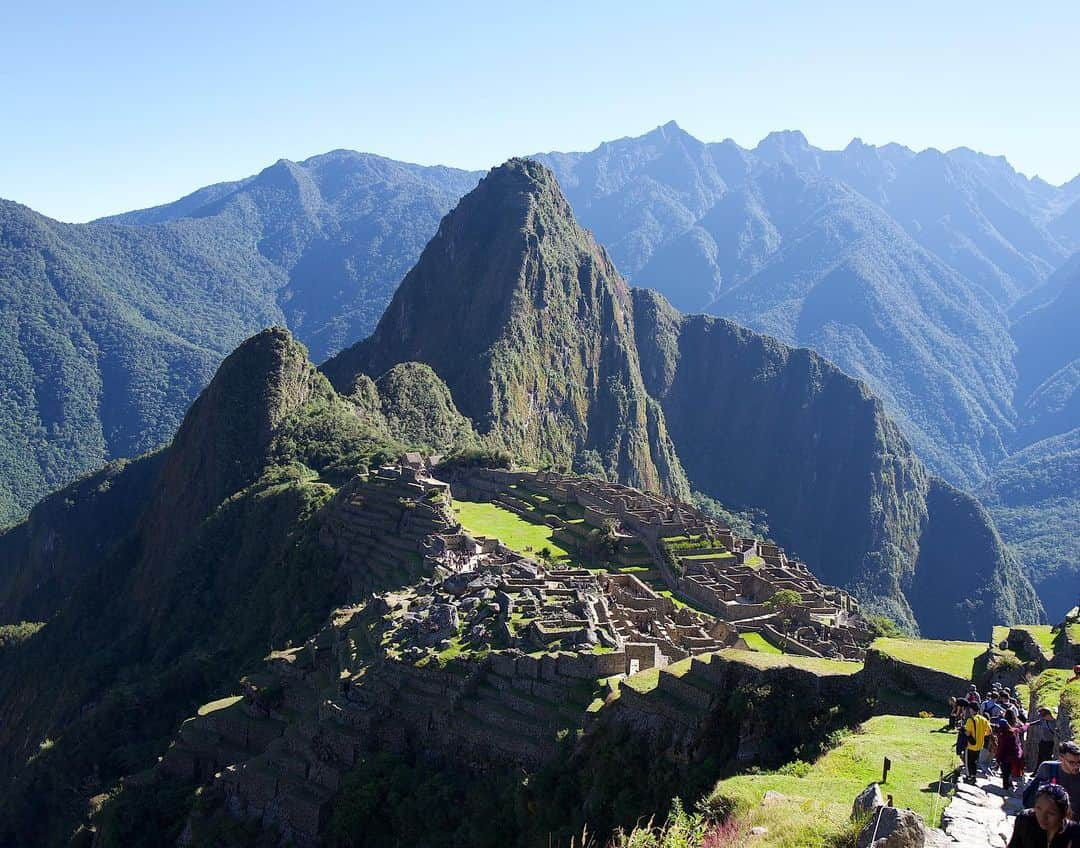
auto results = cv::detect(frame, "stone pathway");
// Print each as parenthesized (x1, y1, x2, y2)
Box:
(938, 773, 1024, 847)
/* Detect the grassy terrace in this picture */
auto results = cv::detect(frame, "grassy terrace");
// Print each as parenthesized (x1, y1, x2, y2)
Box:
(740, 631, 784, 655)
(871, 637, 984, 680)
(993, 624, 1057, 657)
(717, 647, 861, 675)
(709, 716, 956, 847)
(1020, 668, 1079, 712)
(453, 499, 578, 564)
(197, 695, 243, 716)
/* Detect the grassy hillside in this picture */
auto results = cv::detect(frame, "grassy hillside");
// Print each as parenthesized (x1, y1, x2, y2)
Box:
(708, 716, 956, 847)
(870, 638, 984, 679)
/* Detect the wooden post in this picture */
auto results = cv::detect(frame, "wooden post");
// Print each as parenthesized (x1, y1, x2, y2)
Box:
(882, 756, 892, 784)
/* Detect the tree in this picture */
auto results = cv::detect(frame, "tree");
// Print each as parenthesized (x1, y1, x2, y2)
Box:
(765, 589, 802, 633)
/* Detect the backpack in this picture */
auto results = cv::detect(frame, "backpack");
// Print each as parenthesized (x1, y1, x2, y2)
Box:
(1023, 762, 1060, 808)
(955, 727, 967, 756)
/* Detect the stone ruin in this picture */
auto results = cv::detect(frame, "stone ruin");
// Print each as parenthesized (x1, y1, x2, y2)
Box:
(449, 467, 873, 660)
(155, 459, 876, 846)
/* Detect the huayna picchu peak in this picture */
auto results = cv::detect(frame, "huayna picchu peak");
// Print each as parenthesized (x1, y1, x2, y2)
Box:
(323, 158, 690, 499)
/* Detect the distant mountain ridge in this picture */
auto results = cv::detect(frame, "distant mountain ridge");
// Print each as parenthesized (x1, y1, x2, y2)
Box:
(533, 122, 1079, 485)
(1, 126, 1077, 619)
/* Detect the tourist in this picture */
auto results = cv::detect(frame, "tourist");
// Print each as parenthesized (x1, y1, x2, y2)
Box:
(1068, 664, 1080, 685)
(996, 708, 1030, 792)
(986, 691, 1007, 722)
(1007, 784, 1080, 848)
(948, 696, 964, 730)
(1027, 741, 1080, 813)
(964, 701, 993, 784)
(1030, 708, 1059, 767)
(967, 684, 981, 705)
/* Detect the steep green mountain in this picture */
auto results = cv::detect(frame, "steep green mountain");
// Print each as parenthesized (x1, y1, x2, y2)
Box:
(631, 288, 1040, 636)
(324, 158, 689, 497)
(979, 427, 1080, 621)
(0, 328, 415, 846)
(372, 362, 478, 452)
(2, 126, 1076, 613)
(0, 156, 477, 525)
(0, 163, 1049, 845)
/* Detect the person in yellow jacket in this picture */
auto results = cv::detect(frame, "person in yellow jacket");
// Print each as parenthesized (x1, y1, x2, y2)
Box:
(964, 701, 992, 784)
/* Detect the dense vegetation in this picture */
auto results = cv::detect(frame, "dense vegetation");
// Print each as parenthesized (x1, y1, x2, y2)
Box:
(535, 122, 1079, 488)
(0, 329, 423, 847)
(630, 288, 1040, 636)
(979, 427, 1080, 620)
(2, 129, 1078, 622)
(0, 156, 477, 525)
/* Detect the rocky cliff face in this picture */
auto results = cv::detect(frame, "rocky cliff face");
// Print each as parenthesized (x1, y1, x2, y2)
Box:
(324, 159, 690, 497)
(631, 288, 1041, 637)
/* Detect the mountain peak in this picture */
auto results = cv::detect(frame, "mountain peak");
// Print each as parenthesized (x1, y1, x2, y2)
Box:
(756, 129, 810, 151)
(146, 327, 317, 544)
(323, 161, 688, 495)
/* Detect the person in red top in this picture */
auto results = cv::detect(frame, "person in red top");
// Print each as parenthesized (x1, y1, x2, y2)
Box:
(997, 708, 1030, 791)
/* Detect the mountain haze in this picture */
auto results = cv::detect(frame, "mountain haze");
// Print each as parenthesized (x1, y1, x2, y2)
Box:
(0, 126, 1076, 623)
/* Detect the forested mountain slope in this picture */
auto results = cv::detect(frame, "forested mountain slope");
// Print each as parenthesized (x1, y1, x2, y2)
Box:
(0, 156, 477, 523)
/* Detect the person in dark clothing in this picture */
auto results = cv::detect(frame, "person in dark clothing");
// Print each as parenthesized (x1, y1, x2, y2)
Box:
(1030, 708, 1059, 767)
(996, 708, 1030, 791)
(1008, 784, 1080, 848)
(1031, 741, 1080, 814)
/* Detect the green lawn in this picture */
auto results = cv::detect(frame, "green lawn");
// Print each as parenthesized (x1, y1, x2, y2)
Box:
(709, 716, 956, 847)
(740, 632, 785, 655)
(197, 695, 243, 716)
(1013, 624, 1058, 656)
(453, 500, 577, 563)
(871, 637, 984, 679)
(719, 647, 862, 676)
(622, 666, 662, 694)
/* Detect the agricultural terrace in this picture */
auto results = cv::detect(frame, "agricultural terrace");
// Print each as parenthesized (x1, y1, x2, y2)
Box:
(871, 637, 985, 679)
(709, 716, 956, 847)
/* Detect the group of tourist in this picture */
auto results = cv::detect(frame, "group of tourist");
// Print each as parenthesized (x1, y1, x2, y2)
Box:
(948, 682, 1080, 846)
(951, 683, 1055, 790)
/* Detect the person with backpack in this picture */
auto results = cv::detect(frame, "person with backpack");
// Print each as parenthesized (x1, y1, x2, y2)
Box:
(963, 700, 993, 784)
(1025, 740, 1080, 812)
(996, 708, 1030, 792)
(1030, 708, 1060, 767)
(1008, 783, 1080, 848)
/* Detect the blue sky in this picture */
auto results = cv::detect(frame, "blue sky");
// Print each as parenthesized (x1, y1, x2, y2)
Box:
(3, 1, 1078, 222)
